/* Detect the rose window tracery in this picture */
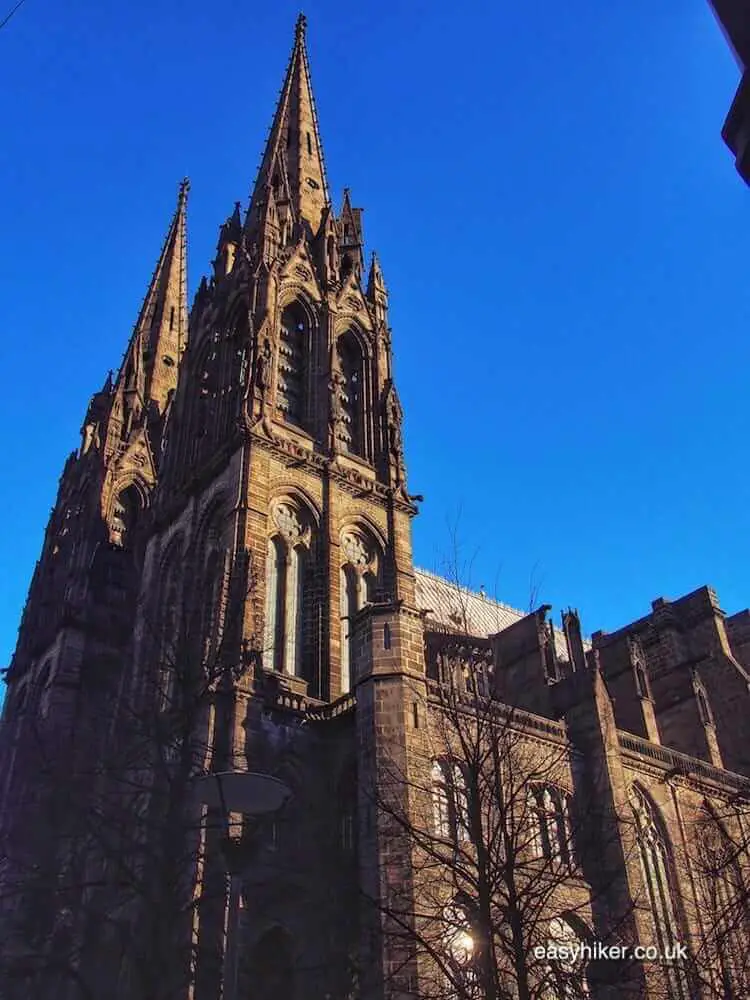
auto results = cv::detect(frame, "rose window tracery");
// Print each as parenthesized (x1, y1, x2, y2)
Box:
(341, 531, 372, 570)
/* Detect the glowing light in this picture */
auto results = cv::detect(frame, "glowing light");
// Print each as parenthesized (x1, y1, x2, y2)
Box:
(451, 929, 475, 966)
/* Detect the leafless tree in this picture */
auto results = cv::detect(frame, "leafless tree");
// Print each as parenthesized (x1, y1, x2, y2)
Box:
(677, 795, 750, 999)
(357, 561, 689, 1000)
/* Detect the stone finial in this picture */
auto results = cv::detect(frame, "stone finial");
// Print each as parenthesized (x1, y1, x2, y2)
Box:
(295, 12, 307, 41)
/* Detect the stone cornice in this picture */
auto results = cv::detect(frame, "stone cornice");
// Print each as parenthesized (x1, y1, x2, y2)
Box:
(248, 427, 417, 513)
(617, 730, 750, 800)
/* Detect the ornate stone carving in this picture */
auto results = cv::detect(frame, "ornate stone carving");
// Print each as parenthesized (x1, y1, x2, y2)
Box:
(341, 531, 371, 569)
(385, 383, 406, 486)
(627, 634, 647, 670)
(255, 338, 273, 395)
(238, 343, 249, 388)
(272, 501, 310, 546)
(250, 338, 274, 435)
(81, 422, 100, 455)
(328, 367, 347, 452)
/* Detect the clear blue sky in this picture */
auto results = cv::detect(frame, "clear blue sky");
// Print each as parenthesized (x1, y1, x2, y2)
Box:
(0, 1, 747, 670)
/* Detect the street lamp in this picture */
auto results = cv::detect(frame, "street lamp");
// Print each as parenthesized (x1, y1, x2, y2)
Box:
(192, 771, 291, 1000)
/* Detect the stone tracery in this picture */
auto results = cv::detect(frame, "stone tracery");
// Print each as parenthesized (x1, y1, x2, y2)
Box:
(264, 498, 314, 679)
(339, 526, 379, 694)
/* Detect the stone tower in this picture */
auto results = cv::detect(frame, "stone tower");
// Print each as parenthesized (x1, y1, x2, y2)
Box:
(1, 178, 188, 790)
(1, 15, 424, 1000)
(126, 21, 423, 992)
(142, 12, 416, 708)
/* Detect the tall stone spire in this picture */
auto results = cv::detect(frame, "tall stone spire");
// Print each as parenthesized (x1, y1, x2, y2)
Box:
(118, 179, 190, 419)
(247, 14, 330, 239)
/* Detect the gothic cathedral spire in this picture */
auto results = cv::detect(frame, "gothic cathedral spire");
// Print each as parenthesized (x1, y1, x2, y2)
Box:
(246, 14, 330, 241)
(81, 178, 190, 531)
(124, 177, 189, 417)
(102, 179, 189, 463)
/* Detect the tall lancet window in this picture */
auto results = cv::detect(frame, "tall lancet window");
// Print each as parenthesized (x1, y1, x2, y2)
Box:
(263, 500, 312, 678)
(277, 304, 309, 428)
(698, 807, 749, 994)
(336, 332, 365, 457)
(200, 548, 226, 674)
(631, 787, 690, 999)
(339, 528, 379, 693)
(544, 916, 590, 999)
(110, 486, 141, 549)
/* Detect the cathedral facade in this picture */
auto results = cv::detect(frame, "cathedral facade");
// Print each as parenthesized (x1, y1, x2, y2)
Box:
(2, 16, 750, 1000)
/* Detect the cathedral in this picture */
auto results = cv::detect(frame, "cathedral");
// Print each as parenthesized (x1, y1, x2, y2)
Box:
(2, 15, 750, 1000)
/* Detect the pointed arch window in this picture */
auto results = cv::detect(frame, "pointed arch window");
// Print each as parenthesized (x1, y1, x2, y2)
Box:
(442, 897, 479, 998)
(340, 254, 354, 282)
(190, 342, 218, 463)
(336, 332, 365, 457)
(431, 759, 469, 843)
(265, 536, 286, 673)
(631, 787, 690, 999)
(157, 554, 182, 711)
(263, 502, 311, 678)
(695, 684, 714, 727)
(339, 528, 379, 693)
(543, 916, 590, 999)
(432, 760, 451, 840)
(277, 305, 309, 428)
(698, 809, 749, 994)
(200, 548, 226, 675)
(528, 786, 573, 865)
(527, 785, 545, 857)
(110, 486, 141, 549)
(630, 641, 651, 700)
(634, 661, 650, 699)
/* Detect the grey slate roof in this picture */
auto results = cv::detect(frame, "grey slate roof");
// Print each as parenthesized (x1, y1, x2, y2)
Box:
(413, 568, 577, 662)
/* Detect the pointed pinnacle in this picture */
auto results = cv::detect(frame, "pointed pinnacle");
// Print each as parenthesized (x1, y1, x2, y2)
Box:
(367, 252, 387, 297)
(246, 12, 330, 238)
(221, 200, 243, 243)
(115, 181, 188, 412)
